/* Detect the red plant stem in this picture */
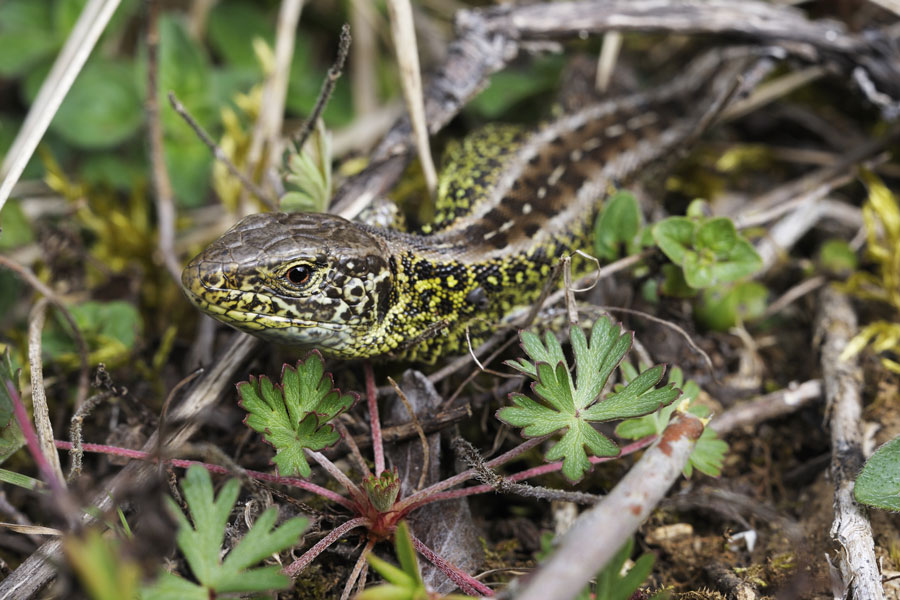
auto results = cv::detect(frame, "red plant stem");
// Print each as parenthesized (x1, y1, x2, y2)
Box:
(306, 449, 367, 505)
(364, 361, 385, 475)
(395, 436, 545, 512)
(415, 435, 658, 505)
(284, 516, 369, 577)
(8, 381, 65, 494)
(410, 531, 494, 597)
(53, 440, 355, 510)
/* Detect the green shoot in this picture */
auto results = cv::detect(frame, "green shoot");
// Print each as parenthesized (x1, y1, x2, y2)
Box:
(0, 349, 25, 465)
(593, 190, 644, 261)
(238, 350, 356, 477)
(141, 465, 308, 599)
(616, 366, 727, 477)
(840, 170, 900, 373)
(536, 534, 668, 600)
(281, 119, 333, 213)
(64, 529, 141, 600)
(498, 317, 680, 482)
(360, 521, 474, 600)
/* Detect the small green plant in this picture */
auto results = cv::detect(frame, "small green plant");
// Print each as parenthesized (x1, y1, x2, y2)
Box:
(536, 534, 668, 600)
(141, 465, 308, 600)
(498, 317, 681, 481)
(593, 193, 766, 330)
(840, 170, 900, 373)
(360, 521, 475, 600)
(653, 200, 762, 290)
(281, 119, 333, 213)
(615, 366, 728, 477)
(593, 190, 645, 261)
(0, 349, 25, 465)
(854, 437, 900, 512)
(64, 530, 141, 600)
(238, 350, 356, 477)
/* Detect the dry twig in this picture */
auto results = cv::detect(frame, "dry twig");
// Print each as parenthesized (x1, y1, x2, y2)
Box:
(817, 288, 884, 600)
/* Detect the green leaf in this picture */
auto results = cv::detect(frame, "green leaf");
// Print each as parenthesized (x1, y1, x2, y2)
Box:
(141, 465, 307, 599)
(683, 428, 728, 478)
(49, 59, 143, 149)
(695, 217, 737, 254)
(42, 300, 143, 368)
(239, 351, 357, 477)
(64, 529, 141, 600)
(281, 120, 332, 213)
(695, 282, 768, 331)
(207, 1, 274, 68)
(855, 436, 900, 511)
(497, 318, 679, 482)
(0, 200, 34, 249)
(615, 367, 727, 478)
(594, 191, 642, 261)
(653, 217, 696, 265)
(0, 0, 57, 77)
(467, 55, 564, 118)
(819, 239, 858, 273)
(0, 350, 25, 465)
(708, 239, 763, 284)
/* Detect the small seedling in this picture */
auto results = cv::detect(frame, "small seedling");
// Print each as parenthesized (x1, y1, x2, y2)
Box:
(141, 465, 308, 599)
(499, 317, 681, 481)
(238, 350, 356, 477)
(616, 366, 728, 477)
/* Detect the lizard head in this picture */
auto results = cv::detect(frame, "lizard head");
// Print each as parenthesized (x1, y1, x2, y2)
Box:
(181, 212, 395, 357)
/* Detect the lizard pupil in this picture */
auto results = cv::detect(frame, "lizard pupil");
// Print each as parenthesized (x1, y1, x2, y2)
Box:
(287, 265, 311, 285)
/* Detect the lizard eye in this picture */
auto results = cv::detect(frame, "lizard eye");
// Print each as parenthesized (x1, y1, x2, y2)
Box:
(286, 265, 312, 286)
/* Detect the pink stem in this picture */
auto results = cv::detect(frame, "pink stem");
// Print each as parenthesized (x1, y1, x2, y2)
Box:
(410, 532, 493, 597)
(395, 436, 545, 511)
(8, 381, 65, 494)
(307, 449, 366, 505)
(284, 516, 369, 577)
(365, 361, 385, 475)
(412, 435, 658, 506)
(54, 440, 355, 510)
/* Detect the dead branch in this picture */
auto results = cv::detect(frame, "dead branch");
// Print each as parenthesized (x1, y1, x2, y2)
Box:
(817, 287, 884, 600)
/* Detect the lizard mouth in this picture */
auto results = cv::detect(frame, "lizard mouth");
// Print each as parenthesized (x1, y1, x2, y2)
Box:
(180, 262, 363, 344)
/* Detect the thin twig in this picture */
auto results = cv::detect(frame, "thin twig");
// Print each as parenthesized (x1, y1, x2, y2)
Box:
(710, 379, 822, 435)
(145, 0, 181, 284)
(388, 376, 430, 491)
(341, 538, 375, 600)
(0, 255, 90, 409)
(167, 92, 277, 208)
(68, 391, 115, 480)
(27, 299, 65, 485)
(292, 24, 352, 153)
(335, 421, 372, 479)
(154, 367, 205, 467)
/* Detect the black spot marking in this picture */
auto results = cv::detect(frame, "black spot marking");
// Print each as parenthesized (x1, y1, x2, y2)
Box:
(523, 223, 541, 237)
(489, 232, 509, 250)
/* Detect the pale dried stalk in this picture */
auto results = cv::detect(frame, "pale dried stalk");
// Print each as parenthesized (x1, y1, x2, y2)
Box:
(817, 287, 884, 600)
(386, 0, 438, 196)
(27, 299, 65, 485)
(0, 0, 122, 211)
